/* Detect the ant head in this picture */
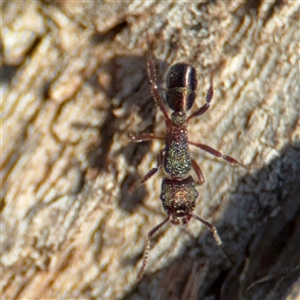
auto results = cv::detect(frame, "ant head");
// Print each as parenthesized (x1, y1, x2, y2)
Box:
(160, 176, 198, 225)
(171, 111, 186, 126)
(170, 211, 192, 225)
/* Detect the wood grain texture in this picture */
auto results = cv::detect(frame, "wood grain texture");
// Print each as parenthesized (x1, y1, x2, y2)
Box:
(2, 1, 299, 300)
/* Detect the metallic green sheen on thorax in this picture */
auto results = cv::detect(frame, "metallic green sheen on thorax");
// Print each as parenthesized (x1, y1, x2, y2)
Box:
(164, 127, 192, 178)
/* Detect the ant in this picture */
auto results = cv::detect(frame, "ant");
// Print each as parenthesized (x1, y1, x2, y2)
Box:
(129, 37, 244, 280)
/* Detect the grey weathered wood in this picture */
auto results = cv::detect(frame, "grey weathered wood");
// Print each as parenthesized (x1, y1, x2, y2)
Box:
(2, 1, 300, 299)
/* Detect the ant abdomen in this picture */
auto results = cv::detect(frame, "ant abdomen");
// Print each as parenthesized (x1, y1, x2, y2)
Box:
(166, 63, 198, 112)
(166, 63, 197, 90)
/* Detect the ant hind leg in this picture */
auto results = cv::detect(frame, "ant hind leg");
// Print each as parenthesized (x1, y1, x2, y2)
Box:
(128, 133, 164, 143)
(146, 32, 170, 121)
(187, 71, 214, 121)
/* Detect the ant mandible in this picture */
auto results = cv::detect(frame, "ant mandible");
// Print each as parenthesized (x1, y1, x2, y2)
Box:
(129, 35, 244, 280)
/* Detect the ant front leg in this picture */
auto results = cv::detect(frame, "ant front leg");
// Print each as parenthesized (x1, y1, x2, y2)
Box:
(189, 141, 245, 168)
(191, 213, 235, 266)
(187, 72, 214, 121)
(137, 216, 170, 280)
(130, 149, 165, 192)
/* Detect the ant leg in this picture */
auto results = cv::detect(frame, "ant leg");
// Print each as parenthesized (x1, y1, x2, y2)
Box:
(191, 213, 235, 266)
(137, 216, 170, 280)
(129, 133, 164, 143)
(188, 141, 245, 168)
(191, 158, 205, 185)
(187, 72, 214, 121)
(146, 33, 171, 121)
(130, 149, 164, 192)
(140, 150, 163, 184)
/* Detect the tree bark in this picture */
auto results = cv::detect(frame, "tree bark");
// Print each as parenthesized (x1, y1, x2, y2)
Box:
(2, 1, 299, 300)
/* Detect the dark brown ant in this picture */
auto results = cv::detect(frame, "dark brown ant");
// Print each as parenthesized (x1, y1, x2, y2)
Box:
(129, 40, 244, 280)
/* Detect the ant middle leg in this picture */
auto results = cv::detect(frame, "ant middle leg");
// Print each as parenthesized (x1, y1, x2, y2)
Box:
(191, 158, 205, 185)
(130, 149, 165, 192)
(187, 72, 214, 121)
(188, 141, 245, 168)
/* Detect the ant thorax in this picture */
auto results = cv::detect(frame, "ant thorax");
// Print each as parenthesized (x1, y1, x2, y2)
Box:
(164, 125, 192, 179)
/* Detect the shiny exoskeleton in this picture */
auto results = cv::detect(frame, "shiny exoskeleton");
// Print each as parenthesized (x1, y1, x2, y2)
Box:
(164, 64, 195, 179)
(129, 48, 244, 280)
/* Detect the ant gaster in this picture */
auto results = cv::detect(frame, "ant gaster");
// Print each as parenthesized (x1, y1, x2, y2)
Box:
(129, 39, 244, 280)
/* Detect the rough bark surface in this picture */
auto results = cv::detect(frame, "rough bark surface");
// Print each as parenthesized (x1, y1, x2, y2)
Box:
(1, 1, 300, 300)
